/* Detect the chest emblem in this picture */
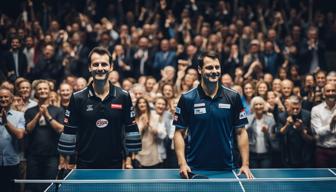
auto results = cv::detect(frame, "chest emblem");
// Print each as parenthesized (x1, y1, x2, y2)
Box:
(111, 104, 122, 109)
(194, 107, 206, 115)
(194, 103, 205, 107)
(96, 119, 109, 128)
(219, 103, 231, 109)
(86, 105, 93, 111)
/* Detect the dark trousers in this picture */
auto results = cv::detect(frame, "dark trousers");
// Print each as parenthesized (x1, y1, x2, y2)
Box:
(26, 155, 59, 192)
(250, 152, 272, 168)
(0, 164, 19, 192)
(315, 147, 336, 168)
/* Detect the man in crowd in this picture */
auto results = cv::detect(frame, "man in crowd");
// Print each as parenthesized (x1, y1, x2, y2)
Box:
(25, 80, 64, 192)
(311, 83, 336, 167)
(278, 95, 315, 167)
(0, 88, 25, 192)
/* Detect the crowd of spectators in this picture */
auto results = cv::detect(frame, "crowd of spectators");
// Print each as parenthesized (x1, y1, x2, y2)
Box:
(1, 0, 336, 191)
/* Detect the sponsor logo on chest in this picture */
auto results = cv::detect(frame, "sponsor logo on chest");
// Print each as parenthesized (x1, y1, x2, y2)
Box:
(194, 107, 206, 115)
(111, 104, 122, 109)
(96, 119, 109, 128)
(218, 103, 231, 109)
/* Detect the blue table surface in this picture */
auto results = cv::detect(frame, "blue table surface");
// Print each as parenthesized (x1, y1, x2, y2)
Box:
(64, 168, 336, 180)
(45, 168, 336, 192)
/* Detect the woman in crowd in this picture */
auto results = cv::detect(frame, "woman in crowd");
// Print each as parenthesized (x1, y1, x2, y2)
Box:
(256, 80, 269, 100)
(246, 96, 276, 168)
(242, 81, 255, 115)
(135, 97, 168, 168)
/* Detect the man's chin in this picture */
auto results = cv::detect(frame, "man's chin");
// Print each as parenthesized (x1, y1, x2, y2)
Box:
(327, 97, 336, 102)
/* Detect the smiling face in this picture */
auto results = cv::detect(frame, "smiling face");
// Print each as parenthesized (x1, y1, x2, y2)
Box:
(59, 83, 73, 101)
(199, 56, 221, 84)
(18, 81, 32, 100)
(257, 83, 268, 96)
(137, 98, 148, 113)
(0, 89, 13, 109)
(253, 100, 265, 115)
(89, 53, 113, 81)
(162, 84, 174, 99)
(154, 98, 167, 115)
(324, 83, 336, 103)
(244, 83, 254, 98)
(36, 82, 50, 100)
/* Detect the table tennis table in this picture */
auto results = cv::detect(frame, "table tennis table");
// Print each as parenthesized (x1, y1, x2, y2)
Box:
(37, 168, 336, 192)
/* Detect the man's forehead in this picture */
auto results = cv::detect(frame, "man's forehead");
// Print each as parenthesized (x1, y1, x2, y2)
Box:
(0, 89, 12, 96)
(203, 56, 220, 66)
(91, 53, 110, 62)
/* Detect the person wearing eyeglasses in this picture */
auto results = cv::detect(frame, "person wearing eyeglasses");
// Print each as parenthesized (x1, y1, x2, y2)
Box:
(58, 47, 141, 170)
(173, 51, 253, 179)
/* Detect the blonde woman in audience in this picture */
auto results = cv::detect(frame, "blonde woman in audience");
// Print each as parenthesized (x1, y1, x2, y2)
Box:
(246, 96, 276, 168)
(135, 97, 168, 168)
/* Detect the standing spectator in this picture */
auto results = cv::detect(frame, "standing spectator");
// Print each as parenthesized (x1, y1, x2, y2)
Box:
(278, 96, 315, 168)
(152, 39, 177, 80)
(112, 44, 132, 79)
(242, 82, 255, 116)
(25, 80, 64, 192)
(311, 83, 336, 168)
(58, 83, 73, 110)
(31, 44, 64, 86)
(132, 37, 152, 78)
(3, 37, 28, 82)
(262, 40, 282, 77)
(247, 96, 276, 168)
(135, 97, 168, 168)
(23, 36, 39, 74)
(16, 79, 37, 111)
(0, 88, 25, 192)
(326, 71, 336, 85)
(299, 26, 327, 74)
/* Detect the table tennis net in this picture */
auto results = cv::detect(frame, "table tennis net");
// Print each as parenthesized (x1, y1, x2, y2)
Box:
(15, 177, 336, 192)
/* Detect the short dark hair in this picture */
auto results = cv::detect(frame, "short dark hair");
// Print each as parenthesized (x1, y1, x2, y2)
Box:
(197, 51, 219, 68)
(88, 46, 112, 64)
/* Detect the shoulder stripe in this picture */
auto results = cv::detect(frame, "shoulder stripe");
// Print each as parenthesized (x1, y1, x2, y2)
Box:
(182, 87, 197, 95)
(73, 87, 88, 95)
(221, 85, 238, 94)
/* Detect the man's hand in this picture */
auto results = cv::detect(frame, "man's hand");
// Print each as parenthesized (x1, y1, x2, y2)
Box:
(261, 125, 269, 133)
(237, 165, 254, 179)
(293, 119, 303, 130)
(59, 156, 76, 170)
(286, 116, 294, 125)
(179, 164, 191, 179)
(124, 156, 133, 169)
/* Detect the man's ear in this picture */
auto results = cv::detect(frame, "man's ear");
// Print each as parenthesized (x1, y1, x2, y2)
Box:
(198, 66, 202, 75)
